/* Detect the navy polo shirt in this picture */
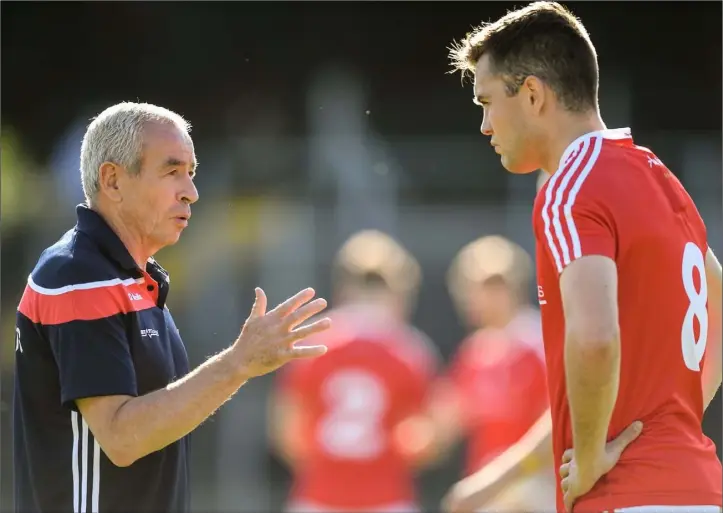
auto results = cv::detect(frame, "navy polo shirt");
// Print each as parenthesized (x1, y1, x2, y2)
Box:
(13, 205, 191, 513)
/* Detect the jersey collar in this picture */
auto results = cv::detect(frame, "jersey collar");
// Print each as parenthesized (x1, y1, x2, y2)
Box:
(557, 127, 632, 172)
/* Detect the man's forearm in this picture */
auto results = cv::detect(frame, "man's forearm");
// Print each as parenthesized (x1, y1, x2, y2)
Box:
(110, 346, 247, 465)
(450, 411, 552, 509)
(565, 331, 620, 467)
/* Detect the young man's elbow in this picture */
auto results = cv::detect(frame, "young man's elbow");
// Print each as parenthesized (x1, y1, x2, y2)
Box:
(567, 323, 620, 356)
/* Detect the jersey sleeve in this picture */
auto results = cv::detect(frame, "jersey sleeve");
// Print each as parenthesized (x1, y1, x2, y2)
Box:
(18, 280, 139, 411)
(536, 174, 617, 275)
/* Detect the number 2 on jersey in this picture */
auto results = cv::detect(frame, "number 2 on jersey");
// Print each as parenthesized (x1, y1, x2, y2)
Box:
(318, 369, 388, 460)
(681, 242, 708, 372)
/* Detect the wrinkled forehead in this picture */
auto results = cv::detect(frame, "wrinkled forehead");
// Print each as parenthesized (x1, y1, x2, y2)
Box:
(142, 122, 197, 167)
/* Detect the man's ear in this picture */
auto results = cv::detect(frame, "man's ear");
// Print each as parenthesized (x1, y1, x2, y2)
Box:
(522, 75, 547, 115)
(98, 162, 123, 203)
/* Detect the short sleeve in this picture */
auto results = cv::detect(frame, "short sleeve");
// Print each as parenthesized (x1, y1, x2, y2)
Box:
(537, 182, 616, 275)
(46, 315, 138, 410)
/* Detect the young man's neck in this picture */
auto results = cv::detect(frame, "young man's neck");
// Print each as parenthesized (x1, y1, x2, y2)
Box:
(540, 110, 606, 174)
(90, 201, 154, 270)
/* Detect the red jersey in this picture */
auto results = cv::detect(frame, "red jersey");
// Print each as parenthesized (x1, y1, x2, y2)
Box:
(447, 309, 549, 475)
(533, 127, 722, 511)
(276, 305, 439, 510)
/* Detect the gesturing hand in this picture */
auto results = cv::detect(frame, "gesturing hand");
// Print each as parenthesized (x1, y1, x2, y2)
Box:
(233, 287, 331, 379)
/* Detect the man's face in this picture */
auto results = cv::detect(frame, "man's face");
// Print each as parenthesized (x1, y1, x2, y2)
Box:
(473, 54, 542, 175)
(466, 277, 516, 329)
(117, 122, 199, 251)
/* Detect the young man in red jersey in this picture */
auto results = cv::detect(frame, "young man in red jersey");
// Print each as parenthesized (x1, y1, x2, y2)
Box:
(268, 230, 441, 513)
(445, 2, 722, 512)
(433, 235, 555, 513)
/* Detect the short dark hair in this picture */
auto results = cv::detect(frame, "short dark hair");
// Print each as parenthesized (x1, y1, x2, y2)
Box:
(449, 1, 599, 112)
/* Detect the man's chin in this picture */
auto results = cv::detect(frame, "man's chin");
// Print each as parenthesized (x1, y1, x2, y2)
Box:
(162, 230, 183, 247)
(500, 156, 539, 175)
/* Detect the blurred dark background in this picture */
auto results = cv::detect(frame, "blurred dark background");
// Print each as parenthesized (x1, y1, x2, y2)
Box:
(2, 2, 721, 512)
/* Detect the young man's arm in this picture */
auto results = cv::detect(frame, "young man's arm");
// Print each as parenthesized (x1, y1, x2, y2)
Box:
(703, 247, 722, 412)
(442, 410, 553, 513)
(560, 256, 620, 474)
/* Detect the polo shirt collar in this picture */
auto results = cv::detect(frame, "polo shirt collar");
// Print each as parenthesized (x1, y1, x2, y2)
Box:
(75, 204, 143, 272)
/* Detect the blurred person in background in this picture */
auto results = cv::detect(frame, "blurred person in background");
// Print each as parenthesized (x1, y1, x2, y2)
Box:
(269, 230, 441, 513)
(447, 2, 722, 512)
(13, 102, 330, 513)
(432, 235, 555, 513)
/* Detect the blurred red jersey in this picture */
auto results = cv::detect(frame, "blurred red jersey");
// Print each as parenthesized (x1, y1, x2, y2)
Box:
(447, 309, 549, 475)
(276, 305, 439, 511)
(533, 128, 722, 511)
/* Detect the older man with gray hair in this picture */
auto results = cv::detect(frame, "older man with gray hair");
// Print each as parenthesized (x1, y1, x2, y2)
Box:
(13, 102, 330, 513)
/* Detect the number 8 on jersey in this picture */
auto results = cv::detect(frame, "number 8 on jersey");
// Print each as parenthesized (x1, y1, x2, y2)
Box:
(681, 242, 708, 372)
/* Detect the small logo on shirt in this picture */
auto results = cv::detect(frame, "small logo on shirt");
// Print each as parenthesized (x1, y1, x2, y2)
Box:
(15, 327, 23, 353)
(537, 285, 547, 306)
(647, 156, 663, 168)
(140, 328, 160, 338)
(128, 292, 143, 301)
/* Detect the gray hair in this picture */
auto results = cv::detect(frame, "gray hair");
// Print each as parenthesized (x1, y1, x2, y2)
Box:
(80, 102, 192, 203)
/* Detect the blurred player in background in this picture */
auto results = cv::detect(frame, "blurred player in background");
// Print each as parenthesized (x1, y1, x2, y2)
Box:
(269, 230, 441, 513)
(433, 235, 555, 513)
(447, 1, 722, 512)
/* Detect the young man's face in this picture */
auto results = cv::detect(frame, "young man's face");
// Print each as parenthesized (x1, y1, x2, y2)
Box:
(473, 54, 544, 175)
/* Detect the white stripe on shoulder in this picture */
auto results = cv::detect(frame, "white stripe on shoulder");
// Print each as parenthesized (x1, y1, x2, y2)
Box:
(541, 136, 592, 273)
(563, 135, 604, 261)
(550, 137, 592, 266)
(28, 275, 141, 296)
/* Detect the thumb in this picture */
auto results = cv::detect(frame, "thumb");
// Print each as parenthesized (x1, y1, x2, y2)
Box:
(249, 287, 267, 319)
(610, 420, 643, 455)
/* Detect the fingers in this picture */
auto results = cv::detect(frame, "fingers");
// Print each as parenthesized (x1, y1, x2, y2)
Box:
(562, 448, 573, 464)
(561, 476, 569, 493)
(288, 318, 332, 341)
(562, 482, 577, 513)
(269, 288, 317, 318)
(290, 344, 328, 359)
(248, 287, 268, 319)
(559, 462, 570, 479)
(283, 298, 328, 330)
(563, 490, 573, 513)
(609, 420, 643, 456)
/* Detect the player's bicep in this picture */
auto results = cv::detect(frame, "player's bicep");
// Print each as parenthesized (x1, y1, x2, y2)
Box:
(559, 255, 619, 345)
